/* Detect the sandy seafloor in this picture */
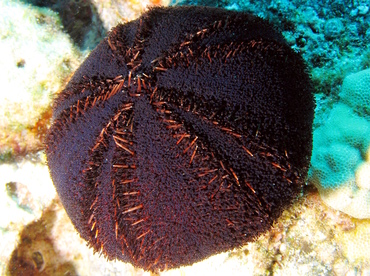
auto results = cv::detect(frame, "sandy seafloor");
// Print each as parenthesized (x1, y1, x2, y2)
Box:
(1, 0, 370, 275)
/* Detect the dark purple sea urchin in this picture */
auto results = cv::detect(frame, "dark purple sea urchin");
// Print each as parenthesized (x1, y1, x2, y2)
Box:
(45, 6, 314, 272)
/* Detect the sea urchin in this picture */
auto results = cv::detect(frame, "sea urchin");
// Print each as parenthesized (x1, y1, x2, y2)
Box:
(45, 6, 314, 272)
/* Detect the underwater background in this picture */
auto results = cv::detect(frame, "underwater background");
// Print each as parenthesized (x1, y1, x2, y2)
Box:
(0, 0, 369, 275)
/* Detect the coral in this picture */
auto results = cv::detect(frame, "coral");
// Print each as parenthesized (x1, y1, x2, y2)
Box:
(340, 68, 370, 118)
(90, 0, 170, 32)
(6, 202, 77, 275)
(0, 0, 81, 162)
(46, 6, 314, 272)
(324, 18, 344, 39)
(26, 0, 106, 50)
(310, 69, 370, 219)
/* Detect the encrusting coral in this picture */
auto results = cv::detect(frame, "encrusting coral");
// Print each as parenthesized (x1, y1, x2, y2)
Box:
(310, 69, 370, 219)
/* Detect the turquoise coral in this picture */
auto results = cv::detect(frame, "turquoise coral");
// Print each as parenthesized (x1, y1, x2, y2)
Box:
(310, 69, 370, 219)
(340, 69, 370, 118)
